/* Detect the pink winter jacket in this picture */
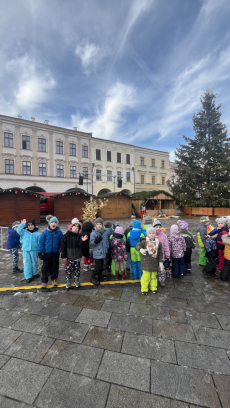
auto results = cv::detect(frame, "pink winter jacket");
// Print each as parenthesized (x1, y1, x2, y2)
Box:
(156, 230, 170, 261)
(168, 233, 186, 258)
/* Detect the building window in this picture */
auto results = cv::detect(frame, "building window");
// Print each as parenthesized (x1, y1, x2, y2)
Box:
(69, 143, 76, 156)
(162, 176, 165, 185)
(57, 164, 64, 177)
(96, 149, 101, 160)
(39, 163, 46, 176)
(22, 161, 31, 175)
(126, 154, 130, 164)
(161, 160, 165, 168)
(22, 135, 30, 150)
(141, 175, 145, 184)
(70, 166, 76, 178)
(38, 138, 46, 152)
(140, 157, 144, 166)
(82, 167, 88, 179)
(5, 159, 14, 174)
(151, 159, 155, 167)
(152, 175, 156, 184)
(96, 169, 101, 180)
(107, 151, 111, 161)
(117, 171, 122, 180)
(126, 172, 130, 182)
(4, 132, 13, 148)
(117, 152, 121, 163)
(107, 170, 112, 181)
(56, 141, 63, 154)
(82, 145, 88, 158)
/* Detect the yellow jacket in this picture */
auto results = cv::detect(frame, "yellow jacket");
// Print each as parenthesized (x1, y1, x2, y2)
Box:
(222, 234, 230, 261)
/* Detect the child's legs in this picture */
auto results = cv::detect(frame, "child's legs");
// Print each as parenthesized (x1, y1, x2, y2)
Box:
(199, 247, 207, 266)
(172, 257, 179, 278)
(84, 257, 91, 265)
(178, 257, 185, 276)
(42, 254, 52, 283)
(93, 258, 103, 279)
(115, 261, 120, 271)
(149, 272, 158, 291)
(141, 270, 150, 292)
(137, 261, 142, 279)
(73, 259, 81, 278)
(23, 251, 33, 279)
(131, 261, 137, 279)
(66, 260, 74, 280)
(158, 263, 166, 282)
(220, 259, 230, 281)
(184, 248, 192, 272)
(120, 261, 125, 271)
(218, 249, 225, 271)
(9, 247, 19, 268)
(126, 252, 131, 270)
(50, 253, 60, 281)
(31, 250, 38, 276)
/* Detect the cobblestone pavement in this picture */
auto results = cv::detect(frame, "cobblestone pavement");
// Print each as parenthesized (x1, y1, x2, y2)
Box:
(0, 217, 230, 407)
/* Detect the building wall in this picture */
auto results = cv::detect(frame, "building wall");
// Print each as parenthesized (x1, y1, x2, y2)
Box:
(169, 161, 178, 183)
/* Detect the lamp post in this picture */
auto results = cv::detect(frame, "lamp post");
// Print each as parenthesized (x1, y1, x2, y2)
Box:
(91, 163, 94, 195)
(132, 167, 135, 193)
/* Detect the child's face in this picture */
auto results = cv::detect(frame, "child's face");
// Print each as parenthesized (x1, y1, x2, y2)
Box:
(72, 225, 79, 233)
(27, 223, 35, 231)
(96, 223, 103, 230)
(148, 232, 155, 239)
(155, 225, 162, 233)
(50, 222, 57, 229)
(218, 223, 225, 229)
(13, 226, 18, 231)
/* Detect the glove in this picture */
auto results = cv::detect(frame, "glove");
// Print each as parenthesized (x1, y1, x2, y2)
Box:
(94, 235, 103, 244)
(140, 248, 147, 255)
(38, 253, 44, 260)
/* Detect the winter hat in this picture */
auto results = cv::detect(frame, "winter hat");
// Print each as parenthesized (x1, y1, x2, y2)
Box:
(226, 216, 230, 226)
(27, 219, 35, 226)
(46, 215, 53, 224)
(208, 228, 218, 236)
(82, 221, 94, 232)
(216, 217, 227, 226)
(132, 220, 141, 229)
(95, 217, 103, 225)
(146, 225, 156, 236)
(49, 216, 59, 225)
(144, 216, 152, 225)
(170, 224, 178, 234)
(153, 218, 162, 227)
(12, 221, 20, 229)
(72, 221, 82, 230)
(104, 221, 113, 228)
(200, 216, 209, 222)
(115, 226, 124, 235)
(71, 217, 79, 224)
(177, 220, 188, 230)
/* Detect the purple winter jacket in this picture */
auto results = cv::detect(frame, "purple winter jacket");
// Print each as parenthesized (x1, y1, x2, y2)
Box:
(168, 233, 186, 258)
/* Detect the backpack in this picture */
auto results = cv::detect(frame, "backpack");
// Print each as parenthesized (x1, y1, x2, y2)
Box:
(205, 235, 217, 252)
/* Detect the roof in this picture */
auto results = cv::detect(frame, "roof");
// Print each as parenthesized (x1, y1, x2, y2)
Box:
(0, 187, 40, 198)
(131, 190, 175, 200)
(52, 189, 94, 198)
(97, 191, 132, 198)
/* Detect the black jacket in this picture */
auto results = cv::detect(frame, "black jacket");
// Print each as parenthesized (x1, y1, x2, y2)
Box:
(79, 221, 94, 257)
(61, 230, 82, 260)
(179, 229, 195, 249)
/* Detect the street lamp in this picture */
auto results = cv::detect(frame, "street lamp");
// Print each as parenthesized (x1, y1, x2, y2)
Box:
(132, 167, 135, 193)
(91, 163, 95, 195)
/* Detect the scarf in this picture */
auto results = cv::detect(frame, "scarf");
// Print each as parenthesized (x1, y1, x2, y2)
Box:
(146, 237, 158, 258)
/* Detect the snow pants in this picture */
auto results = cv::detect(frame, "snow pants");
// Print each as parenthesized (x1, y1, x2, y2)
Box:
(172, 257, 185, 278)
(131, 260, 142, 279)
(184, 248, 192, 273)
(203, 253, 217, 276)
(199, 247, 207, 266)
(218, 249, 225, 271)
(66, 259, 81, 280)
(22, 250, 38, 279)
(220, 259, 230, 281)
(126, 252, 131, 270)
(9, 246, 20, 268)
(141, 271, 157, 292)
(42, 253, 59, 283)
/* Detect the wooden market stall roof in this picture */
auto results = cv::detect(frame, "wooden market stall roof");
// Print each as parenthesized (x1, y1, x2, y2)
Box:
(97, 191, 132, 219)
(131, 190, 176, 217)
(52, 189, 94, 222)
(0, 188, 40, 226)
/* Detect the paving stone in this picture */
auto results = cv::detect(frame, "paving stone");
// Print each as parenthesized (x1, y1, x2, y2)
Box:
(73, 295, 104, 310)
(106, 384, 189, 408)
(0, 328, 22, 353)
(153, 320, 196, 342)
(41, 339, 103, 377)
(97, 288, 122, 299)
(129, 303, 170, 321)
(216, 314, 230, 330)
(14, 299, 48, 314)
(12, 314, 52, 334)
(184, 310, 221, 329)
(194, 326, 230, 348)
(0, 396, 30, 408)
(173, 281, 194, 290)
(0, 357, 52, 404)
(150, 361, 221, 408)
(187, 299, 230, 315)
(120, 291, 148, 304)
(0, 354, 10, 369)
(76, 308, 111, 327)
(46, 292, 79, 305)
(5, 332, 54, 363)
(39, 302, 82, 321)
(41, 318, 89, 343)
(203, 292, 230, 304)
(0, 309, 23, 328)
(35, 368, 110, 408)
(167, 289, 204, 300)
(101, 299, 130, 314)
(97, 350, 150, 392)
(170, 309, 188, 323)
(121, 332, 176, 363)
(213, 374, 230, 408)
(0, 295, 25, 310)
(109, 313, 152, 336)
(175, 341, 230, 374)
(83, 326, 124, 352)
(149, 296, 188, 309)
(76, 288, 99, 296)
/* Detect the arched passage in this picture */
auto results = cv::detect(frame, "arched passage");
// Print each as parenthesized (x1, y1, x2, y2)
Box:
(120, 189, 132, 195)
(65, 188, 87, 193)
(97, 188, 112, 196)
(26, 186, 46, 192)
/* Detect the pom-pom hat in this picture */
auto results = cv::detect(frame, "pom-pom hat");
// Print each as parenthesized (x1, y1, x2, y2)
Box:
(49, 216, 59, 225)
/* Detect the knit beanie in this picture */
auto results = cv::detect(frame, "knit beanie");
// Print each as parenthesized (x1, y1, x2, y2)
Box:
(49, 216, 59, 225)
(132, 220, 141, 229)
(153, 218, 162, 227)
(177, 220, 188, 230)
(12, 221, 20, 229)
(27, 219, 35, 226)
(104, 221, 113, 228)
(115, 226, 124, 235)
(46, 215, 53, 224)
(71, 217, 79, 224)
(170, 224, 178, 234)
(226, 216, 230, 226)
(146, 225, 156, 236)
(95, 218, 103, 225)
(208, 228, 218, 236)
(144, 215, 152, 225)
(216, 217, 227, 226)
(200, 216, 209, 222)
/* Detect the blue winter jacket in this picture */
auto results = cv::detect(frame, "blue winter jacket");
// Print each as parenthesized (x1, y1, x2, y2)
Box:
(38, 227, 63, 254)
(7, 228, 21, 249)
(17, 223, 40, 251)
(90, 228, 109, 259)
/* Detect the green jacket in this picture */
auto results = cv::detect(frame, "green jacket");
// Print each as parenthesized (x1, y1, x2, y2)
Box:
(135, 238, 163, 272)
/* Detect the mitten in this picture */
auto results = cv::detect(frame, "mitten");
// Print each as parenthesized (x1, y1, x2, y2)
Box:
(94, 235, 102, 244)
(140, 248, 147, 255)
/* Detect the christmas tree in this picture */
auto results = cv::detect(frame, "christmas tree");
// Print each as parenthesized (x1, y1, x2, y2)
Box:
(169, 90, 230, 207)
(82, 197, 108, 222)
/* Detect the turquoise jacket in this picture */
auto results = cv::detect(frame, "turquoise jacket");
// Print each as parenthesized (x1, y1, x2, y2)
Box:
(17, 222, 40, 251)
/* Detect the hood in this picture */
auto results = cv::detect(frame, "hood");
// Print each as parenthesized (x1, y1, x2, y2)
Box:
(26, 227, 39, 233)
(112, 232, 124, 239)
(156, 229, 165, 237)
(82, 221, 94, 233)
(222, 234, 230, 245)
(170, 233, 182, 240)
(130, 229, 142, 240)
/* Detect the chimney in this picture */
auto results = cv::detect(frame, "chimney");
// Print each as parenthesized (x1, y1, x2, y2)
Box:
(31, 117, 35, 121)
(44, 120, 49, 125)
(17, 115, 22, 119)
(73, 127, 77, 131)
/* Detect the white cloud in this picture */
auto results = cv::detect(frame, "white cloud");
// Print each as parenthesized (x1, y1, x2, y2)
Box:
(71, 81, 136, 139)
(75, 41, 109, 71)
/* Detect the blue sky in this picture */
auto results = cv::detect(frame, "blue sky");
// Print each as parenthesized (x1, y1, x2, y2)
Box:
(1, 0, 230, 160)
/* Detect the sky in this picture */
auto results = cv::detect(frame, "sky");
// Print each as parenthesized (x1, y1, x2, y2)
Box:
(0, 0, 230, 161)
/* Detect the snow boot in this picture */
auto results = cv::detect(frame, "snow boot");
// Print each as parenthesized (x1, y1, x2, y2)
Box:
(74, 277, 80, 287)
(121, 270, 126, 280)
(66, 279, 71, 289)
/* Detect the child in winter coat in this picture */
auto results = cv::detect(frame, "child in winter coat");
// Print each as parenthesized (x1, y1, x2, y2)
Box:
(124, 222, 133, 279)
(38, 216, 63, 289)
(135, 226, 163, 295)
(110, 226, 128, 280)
(203, 229, 218, 279)
(7, 221, 23, 274)
(142, 216, 153, 236)
(220, 217, 230, 281)
(216, 217, 228, 273)
(168, 224, 186, 278)
(153, 219, 170, 286)
(61, 221, 83, 289)
(127, 220, 145, 280)
(79, 221, 94, 271)
(197, 216, 210, 266)
(104, 221, 113, 273)
(90, 218, 109, 285)
(178, 220, 195, 274)
(17, 219, 40, 283)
